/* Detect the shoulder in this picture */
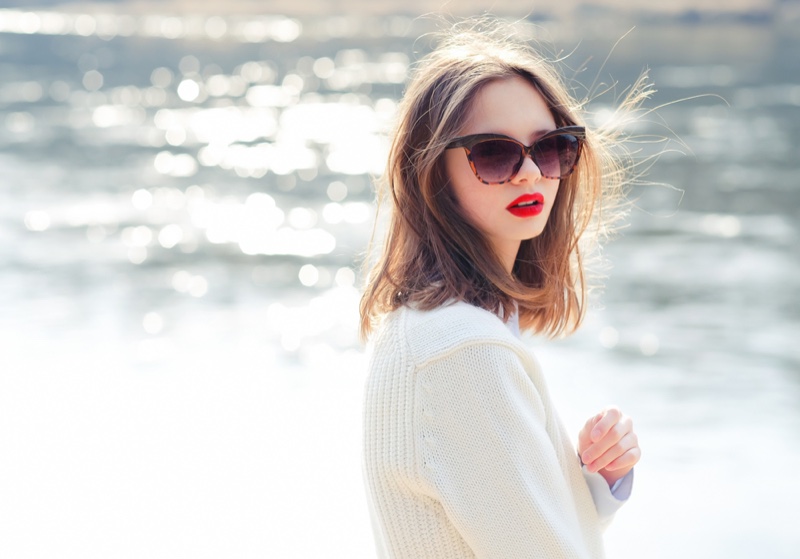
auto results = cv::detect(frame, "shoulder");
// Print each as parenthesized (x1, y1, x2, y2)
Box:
(377, 301, 528, 367)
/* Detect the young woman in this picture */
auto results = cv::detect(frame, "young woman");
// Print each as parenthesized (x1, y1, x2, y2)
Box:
(360, 22, 643, 559)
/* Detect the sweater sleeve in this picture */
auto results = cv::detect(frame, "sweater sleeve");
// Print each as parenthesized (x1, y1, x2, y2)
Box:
(414, 342, 596, 559)
(581, 466, 633, 529)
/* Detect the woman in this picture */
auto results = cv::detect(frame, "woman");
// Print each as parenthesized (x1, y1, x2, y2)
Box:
(360, 22, 643, 559)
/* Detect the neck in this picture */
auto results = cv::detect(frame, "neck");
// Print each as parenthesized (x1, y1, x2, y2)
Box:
(497, 242, 520, 276)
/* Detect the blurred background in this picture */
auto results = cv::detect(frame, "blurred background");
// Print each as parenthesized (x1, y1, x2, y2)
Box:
(1, 1, 798, 557)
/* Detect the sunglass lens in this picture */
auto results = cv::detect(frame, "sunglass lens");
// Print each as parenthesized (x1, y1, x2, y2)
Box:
(469, 140, 522, 183)
(533, 134, 580, 179)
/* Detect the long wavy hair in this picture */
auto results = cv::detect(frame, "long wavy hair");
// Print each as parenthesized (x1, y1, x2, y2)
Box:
(360, 21, 651, 340)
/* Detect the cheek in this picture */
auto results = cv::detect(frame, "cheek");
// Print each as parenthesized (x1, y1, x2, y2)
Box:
(444, 149, 469, 189)
(541, 180, 563, 221)
(445, 153, 495, 226)
(547, 180, 561, 202)
(444, 150, 475, 208)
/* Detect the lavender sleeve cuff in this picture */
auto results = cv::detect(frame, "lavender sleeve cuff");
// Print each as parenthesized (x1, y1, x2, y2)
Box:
(609, 468, 634, 501)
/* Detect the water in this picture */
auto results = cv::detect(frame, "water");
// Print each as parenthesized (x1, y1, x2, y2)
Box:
(1, 7, 799, 558)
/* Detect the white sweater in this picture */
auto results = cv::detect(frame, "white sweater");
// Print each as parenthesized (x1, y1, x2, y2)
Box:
(362, 302, 613, 558)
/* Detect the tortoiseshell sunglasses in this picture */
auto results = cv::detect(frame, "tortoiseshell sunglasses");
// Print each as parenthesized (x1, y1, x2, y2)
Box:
(446, 126, 586, 184)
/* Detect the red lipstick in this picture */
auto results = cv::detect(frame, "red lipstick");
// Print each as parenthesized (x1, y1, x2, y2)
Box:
(506, 193, 544, 217)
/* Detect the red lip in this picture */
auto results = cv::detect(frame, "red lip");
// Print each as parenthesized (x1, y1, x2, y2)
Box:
(506, 193, 544, 217)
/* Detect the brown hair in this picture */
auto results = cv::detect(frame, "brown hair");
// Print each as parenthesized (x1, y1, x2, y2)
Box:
(360, 20, 651, 340)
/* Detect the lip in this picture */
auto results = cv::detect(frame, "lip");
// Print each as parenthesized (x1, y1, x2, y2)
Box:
(506, 193, 544, 217)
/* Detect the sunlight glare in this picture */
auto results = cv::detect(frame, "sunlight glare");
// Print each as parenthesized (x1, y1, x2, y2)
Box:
(24, 210, 51, 231)
(143, 312, 164, 335)
(158, 224, 184, 248)
(177, 79, 201, 102)
(298, 264, 320, 287)
(131, 189, 153, 210)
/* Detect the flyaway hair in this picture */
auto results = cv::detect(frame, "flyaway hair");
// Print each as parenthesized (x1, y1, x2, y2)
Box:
(360, 19, 653, 340)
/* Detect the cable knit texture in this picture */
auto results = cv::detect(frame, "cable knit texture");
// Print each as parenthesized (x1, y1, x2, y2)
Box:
(363, 302, 607, 558)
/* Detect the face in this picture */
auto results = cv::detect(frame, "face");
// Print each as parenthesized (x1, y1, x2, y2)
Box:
(444, 76, 561, 273)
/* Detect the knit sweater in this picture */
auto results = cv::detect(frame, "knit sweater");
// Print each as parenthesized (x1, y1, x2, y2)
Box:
(362, 302, 610, 558)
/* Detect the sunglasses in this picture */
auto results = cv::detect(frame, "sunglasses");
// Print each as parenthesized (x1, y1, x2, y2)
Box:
(446, 126, 586, 184)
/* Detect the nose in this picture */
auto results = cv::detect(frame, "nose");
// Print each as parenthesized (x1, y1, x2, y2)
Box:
(511, 153, 542, 184)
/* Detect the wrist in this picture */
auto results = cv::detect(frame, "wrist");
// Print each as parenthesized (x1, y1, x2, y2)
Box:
(599, 467, 630, 488)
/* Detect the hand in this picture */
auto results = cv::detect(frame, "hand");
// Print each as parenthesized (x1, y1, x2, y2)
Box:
(577, 406, 640, 488)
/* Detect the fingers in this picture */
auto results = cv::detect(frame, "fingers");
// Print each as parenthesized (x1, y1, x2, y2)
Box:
(603, 443, 642, 472)
(577, 406, 641, 487)
(590, 406, 622, 443)
(579, 410, 639, 472)
(577, 413, 603, 453)
(582, 416, 632, 463)
(582, 429, 638, 474)
(577, 406, 642, 478)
